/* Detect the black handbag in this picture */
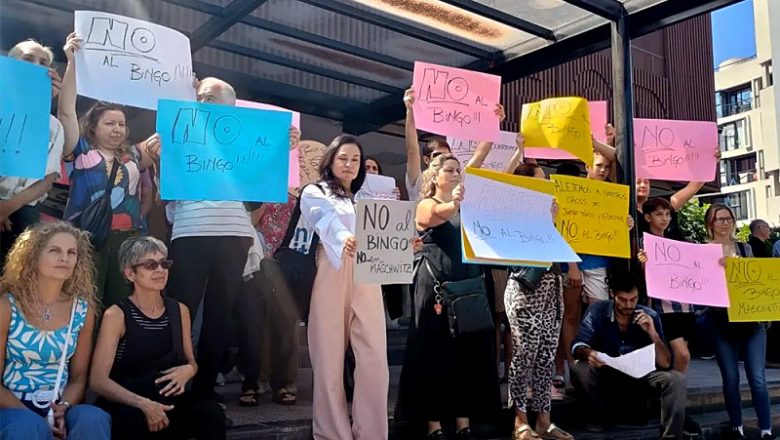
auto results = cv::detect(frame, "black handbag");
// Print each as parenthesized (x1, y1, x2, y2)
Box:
(424, 261, 493, 337)
(74, 159, 119, 251)
(263, 184, 324, 322)
(508, 265, 547, 291)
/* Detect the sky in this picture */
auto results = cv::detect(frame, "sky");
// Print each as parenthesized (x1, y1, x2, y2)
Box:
(711, 0, 756, 68)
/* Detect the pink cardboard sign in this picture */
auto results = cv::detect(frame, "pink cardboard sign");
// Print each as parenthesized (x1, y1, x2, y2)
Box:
(643, 233, 729, 307)
(524, 100, 607, 160)
(634, 118, 718, 182)
(412, 61, 501, 142)
(236, 99, 301, 188)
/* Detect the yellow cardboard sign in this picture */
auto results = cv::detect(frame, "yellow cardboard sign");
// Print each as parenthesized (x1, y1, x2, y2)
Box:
(521, 97, 594, 166)
(551, 174, 631, 258)
(726, 258, 780, 322)
(461, 167, 551, 268)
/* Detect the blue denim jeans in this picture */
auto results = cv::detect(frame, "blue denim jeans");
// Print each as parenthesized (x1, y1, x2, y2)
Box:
(0, 405, 111, 440)
(713, 322, 771, 430)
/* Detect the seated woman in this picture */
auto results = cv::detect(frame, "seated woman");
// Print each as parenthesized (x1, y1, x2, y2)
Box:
(90, 236, 226, 440)
(0, 221, 110, 440)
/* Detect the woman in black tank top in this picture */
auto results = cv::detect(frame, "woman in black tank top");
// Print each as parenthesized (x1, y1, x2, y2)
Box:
(89, 236, 226, 440)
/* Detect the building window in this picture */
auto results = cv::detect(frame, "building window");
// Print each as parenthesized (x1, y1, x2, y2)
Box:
(727, 190, 750, 220)
(719, 119, 747, 151)
(721, 155, 757, 186)
(716, 85, 752, 117)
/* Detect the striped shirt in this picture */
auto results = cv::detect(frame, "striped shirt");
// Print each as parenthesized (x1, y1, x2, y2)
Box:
(115, 300, 171, 363)
(169, 201, 256, 241)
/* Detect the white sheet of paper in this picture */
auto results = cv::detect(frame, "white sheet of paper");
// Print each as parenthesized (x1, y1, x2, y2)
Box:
(74, 11, 196, 109)
(447, 131, 517, 172)
(460, 173, 580, 263)
(355, 200, 416, 284)
(596, 344, 656, 379)
(355, 174, 397, 200)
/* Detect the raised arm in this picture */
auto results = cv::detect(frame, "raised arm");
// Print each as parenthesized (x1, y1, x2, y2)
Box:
(404, 88, 422, 187)
(467, 104, 506, 169)
(503, 133, 525, 174)
(58, 32, 82, 159)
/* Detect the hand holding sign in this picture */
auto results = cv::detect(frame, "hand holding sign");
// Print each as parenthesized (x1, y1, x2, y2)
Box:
(642, 233, 729, 307)
(412, 61, 501, 142)
(634, 119, 718, 182)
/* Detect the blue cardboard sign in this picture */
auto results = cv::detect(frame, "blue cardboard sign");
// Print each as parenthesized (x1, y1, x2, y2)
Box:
(0, 56, 52, 179)
(157, 99, 292, 202)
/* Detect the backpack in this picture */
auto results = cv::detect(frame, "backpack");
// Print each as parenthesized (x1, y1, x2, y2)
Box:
(260, 183, 324, 322)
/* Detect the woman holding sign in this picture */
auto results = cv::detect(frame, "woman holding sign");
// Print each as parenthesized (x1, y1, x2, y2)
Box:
(300, 135, 389, 440)
(704, 204, 773, 440)
(395, 153, 500, 440)
(58, 33, 158, 308)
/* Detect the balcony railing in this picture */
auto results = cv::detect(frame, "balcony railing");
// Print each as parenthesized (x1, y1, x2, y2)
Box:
(722, 169, 757, 186)
(717, 99, 752, 118)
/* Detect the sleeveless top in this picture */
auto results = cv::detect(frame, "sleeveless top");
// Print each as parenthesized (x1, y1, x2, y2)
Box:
(110, 296, 181, 381)
(3, 294, 89, 393)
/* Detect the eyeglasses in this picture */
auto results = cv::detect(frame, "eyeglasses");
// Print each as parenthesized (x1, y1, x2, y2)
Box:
(133, 259, 173, 270)
(714, 217, 734, 225)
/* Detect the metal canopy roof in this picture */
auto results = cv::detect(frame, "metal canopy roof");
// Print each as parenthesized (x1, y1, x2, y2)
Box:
(2, 0, 740, 133)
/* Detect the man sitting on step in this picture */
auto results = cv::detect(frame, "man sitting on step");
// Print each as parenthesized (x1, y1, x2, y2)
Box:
(570, 270, 687, 440)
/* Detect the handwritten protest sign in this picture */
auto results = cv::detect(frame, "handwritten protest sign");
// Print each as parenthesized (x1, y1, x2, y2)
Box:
(0, 56, 51, 179)
(521, 97, 594, 166)
(726, 258, 780, 322)
(525, 100, 607, 160)
(237, 99, 300, 187)
(642, 233, 729, 307)
(448, 131, 516, 171)
(412, 61, 500, 142)
(551, 175, 630, 258)
(157, 99, 291, 202)
(298, 140, 326, 188)
(74, 11, 196, 109)
(355, 200, 416, 284)
(356, 174, 398, 200)
(461, 167, 579, 265)
(634, 119, 717, 182)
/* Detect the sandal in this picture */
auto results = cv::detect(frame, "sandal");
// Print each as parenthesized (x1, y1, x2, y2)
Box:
(238, 389, 259, 407)
(512, 424, 540, 440)
(272, 389, 297, 406)
(538, 424, 573, 440)
(552, 375, 566, 389)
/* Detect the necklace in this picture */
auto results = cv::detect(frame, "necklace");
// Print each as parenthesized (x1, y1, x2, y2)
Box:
(41, 306, 53, 322)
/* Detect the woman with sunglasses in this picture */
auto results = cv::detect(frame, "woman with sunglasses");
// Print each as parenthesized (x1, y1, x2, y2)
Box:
(704, 204, 773, 440)
(90, 236, 226, 440)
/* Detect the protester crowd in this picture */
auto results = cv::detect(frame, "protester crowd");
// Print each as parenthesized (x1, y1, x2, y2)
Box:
(1, 32, 779, 440)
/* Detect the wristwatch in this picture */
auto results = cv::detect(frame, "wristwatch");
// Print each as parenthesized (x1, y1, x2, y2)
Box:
(56, 400, 72, 411)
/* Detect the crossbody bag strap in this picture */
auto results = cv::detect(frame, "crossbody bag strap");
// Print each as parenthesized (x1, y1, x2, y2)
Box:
(104, 157, 121, 196)
(46, 298, 78, 424)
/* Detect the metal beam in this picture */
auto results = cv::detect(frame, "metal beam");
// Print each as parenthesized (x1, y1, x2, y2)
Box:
(207, 39, 404, 95)
(630, 0, 741, 37)
(193, 62, 366, 121)
(610, 13, 637, 251)
(438, 0, 556, 41)
(189, 0, 268, 51)
(297, 0, 496, 60)
(561, 0, 624, 21)
(162, 0, 414, 70)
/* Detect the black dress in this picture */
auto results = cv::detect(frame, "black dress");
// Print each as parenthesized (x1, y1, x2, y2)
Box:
(394, 207, 501, 437)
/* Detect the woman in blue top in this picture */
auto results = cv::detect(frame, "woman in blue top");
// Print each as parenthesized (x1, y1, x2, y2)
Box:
(0, 221, 110, 440)
(58, 33, 158, 308)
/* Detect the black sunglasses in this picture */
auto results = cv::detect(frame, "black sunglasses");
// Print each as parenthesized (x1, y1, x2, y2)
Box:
(132, 259, 173, 271)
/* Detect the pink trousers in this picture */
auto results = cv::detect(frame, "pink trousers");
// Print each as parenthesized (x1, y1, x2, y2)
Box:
(308, 249, 389, 440)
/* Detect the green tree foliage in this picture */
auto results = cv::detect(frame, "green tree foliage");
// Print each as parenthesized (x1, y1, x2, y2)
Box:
(677, 200, 710, 243)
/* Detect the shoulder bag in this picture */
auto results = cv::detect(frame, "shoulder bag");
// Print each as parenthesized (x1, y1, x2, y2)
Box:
(75, 159, 119, 251)
(424, 260, 493, 337)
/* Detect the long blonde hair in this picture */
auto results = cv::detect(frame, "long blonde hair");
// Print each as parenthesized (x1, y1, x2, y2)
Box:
(0, 222, 99, 320)
(419, 153, 460, 201)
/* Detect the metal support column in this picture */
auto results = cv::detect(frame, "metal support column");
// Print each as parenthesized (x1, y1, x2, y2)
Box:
(610, 12, 639, 247)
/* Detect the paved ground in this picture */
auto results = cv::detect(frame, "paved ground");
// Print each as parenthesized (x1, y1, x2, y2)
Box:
(221, 360, 780, 430)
